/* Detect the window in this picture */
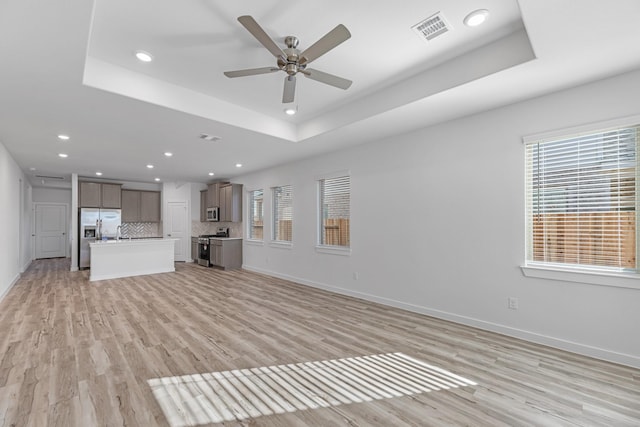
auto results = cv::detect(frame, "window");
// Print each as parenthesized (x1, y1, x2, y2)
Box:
(525, 124, 639, 273)
(272, 185, 293, 243)
(319, 175, 350, 248)
(248, 189, 264, 240)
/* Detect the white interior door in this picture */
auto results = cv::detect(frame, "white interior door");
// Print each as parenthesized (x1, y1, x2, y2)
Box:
(167, 201, 188, 262)
(35, 204, 67, 259)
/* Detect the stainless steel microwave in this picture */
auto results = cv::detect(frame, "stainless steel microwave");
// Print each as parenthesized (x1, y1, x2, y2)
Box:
(206, 207, 219, 221)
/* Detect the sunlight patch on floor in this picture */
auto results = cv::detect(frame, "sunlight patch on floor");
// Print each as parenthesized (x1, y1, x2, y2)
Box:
(147, 352, 477, 426)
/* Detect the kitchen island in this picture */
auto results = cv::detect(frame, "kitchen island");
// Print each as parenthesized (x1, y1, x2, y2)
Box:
(89, 238, 177, 282)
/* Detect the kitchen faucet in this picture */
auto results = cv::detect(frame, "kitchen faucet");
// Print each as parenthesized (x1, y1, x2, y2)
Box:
(116, 225, 122, 241)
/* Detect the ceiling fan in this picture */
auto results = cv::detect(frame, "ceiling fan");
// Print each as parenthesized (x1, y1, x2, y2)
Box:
(224, 15, 352, 104)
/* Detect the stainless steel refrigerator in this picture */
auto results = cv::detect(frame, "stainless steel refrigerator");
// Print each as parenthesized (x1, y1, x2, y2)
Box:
(78, 208, 121, 269)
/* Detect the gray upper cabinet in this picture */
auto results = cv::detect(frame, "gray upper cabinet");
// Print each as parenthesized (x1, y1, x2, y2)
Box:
(200, 190, 207, 222)
(207, 183, 220, 208)
(101, 183, 122, 208)
(219, 183, 242, 222)
(121, 190, 161, 222)
(140, 191, 161, 222)
(121, 190, 140, 222)
(79, 182, 101, 207)
(79, 182, 121, 208)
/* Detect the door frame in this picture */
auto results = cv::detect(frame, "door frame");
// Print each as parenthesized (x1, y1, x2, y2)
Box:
(33, 202, 70, 259)
(166, 200, 190, 262)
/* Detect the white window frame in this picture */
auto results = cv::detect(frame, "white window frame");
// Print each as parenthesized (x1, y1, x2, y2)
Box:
(316, 171, 351, 256)
(521, 115, 640, 290)
(247, 189, 264, 243)
(271, 184, 293, 247)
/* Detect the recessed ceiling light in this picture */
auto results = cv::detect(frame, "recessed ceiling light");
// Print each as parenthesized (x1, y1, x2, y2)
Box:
(146, 164, 154, 169)
(208, 172, 215, 176)
(464, 9, 489, 27)
(284, 107, 297, 115)
(164, 152, 173, 157)
(235, 163, 242, 168)
(135, 50, 153, 62)
(95, 172, 103, 176)
(57, 134, 70, 140)
(29, 167, 36, 171)
(154, 177, 161, 182)
(58, 153, 68, 158)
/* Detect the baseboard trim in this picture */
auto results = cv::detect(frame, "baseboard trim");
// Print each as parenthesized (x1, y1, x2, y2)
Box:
(0, 273, 21, 303)
(242, 265, 640, 369)
(21, 259, 31, 274)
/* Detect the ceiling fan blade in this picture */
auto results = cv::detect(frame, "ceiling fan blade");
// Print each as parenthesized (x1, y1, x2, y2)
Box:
(299, 24, 351, 66)
(302, 68, 352, 90)
(282, 75, 296, 103)
(237, 15, 286, 59)
(224, 67, 279, 78)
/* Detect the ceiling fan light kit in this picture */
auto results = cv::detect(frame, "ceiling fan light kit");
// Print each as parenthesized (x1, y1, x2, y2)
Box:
(224, 15, 352, 105)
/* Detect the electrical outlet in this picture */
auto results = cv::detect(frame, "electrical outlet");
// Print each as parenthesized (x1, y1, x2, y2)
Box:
(353, 272, 359, 280)
(508, 297, 519, 310)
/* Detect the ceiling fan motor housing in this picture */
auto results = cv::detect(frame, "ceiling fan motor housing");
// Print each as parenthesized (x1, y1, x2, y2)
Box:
(282, 43, 302, 76)
(225, 16, 352, 103)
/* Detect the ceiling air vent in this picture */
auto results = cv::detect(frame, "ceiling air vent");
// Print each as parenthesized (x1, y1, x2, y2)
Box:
(35, 175, 64, 180)
(199, 133, 221, 142)
(412, 12, 450, 42)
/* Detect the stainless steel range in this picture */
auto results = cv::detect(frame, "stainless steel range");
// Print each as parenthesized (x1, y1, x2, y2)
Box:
(197, 235, 215, 267)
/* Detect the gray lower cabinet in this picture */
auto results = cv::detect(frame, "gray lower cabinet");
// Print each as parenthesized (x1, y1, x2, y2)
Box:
(209, 238, 242, 269)
(191, 237, 199, 262)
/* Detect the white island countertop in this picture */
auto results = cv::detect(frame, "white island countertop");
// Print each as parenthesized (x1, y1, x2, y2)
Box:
(89, 238, 177, 282)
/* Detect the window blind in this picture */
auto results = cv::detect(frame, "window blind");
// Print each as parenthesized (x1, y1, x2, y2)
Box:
(249, 189, 264, 240)
(525, 126, 639, 271)
(273, 185, 293, 242)
(319, 176, 350, 247)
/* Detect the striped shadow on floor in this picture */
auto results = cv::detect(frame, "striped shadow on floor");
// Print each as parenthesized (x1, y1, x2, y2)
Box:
(148, 352, 477, 426)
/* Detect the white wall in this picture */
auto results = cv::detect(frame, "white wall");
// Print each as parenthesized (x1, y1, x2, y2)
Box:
(191, 182, 206, 222)
(238, 68, 640, 368)
(32, 186, 71, 204)
(0, 141, 31, 301)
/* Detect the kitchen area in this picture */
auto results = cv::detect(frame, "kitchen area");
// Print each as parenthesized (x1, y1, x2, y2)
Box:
(76, 179, 244, 281)
(191, 182, 243, 270)
(77, 180, 177, 281)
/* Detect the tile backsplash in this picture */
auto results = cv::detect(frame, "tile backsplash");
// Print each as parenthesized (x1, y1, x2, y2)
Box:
(122, 221, 243, 238)
(191, 221, 243, 238)
(121, 222, 162, 238)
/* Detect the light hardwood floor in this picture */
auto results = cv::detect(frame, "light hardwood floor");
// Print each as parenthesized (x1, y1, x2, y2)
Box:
(1, 258, 639, 426)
